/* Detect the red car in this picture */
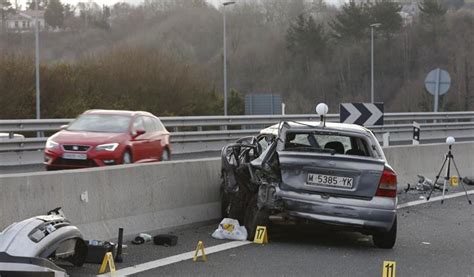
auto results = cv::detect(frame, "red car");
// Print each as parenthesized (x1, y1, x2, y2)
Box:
(44, 109, 171, 170)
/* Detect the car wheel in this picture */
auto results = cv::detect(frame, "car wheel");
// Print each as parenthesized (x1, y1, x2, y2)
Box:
(244, 194, 269, 241)
(373, 217, 397, 249)
(161, 149, 170, 161)
(122, 151, 132, 164)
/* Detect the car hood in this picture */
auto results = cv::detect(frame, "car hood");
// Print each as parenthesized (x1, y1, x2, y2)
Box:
(50, 130, 127, 146)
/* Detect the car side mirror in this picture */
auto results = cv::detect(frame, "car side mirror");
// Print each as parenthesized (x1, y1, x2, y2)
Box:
(132, 129, 146, 138)
(60, 125, 68, 130)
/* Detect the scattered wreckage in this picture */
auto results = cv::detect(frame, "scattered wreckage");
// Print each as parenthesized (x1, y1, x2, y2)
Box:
(221, 105, 398, 248)
(0, 208, 87, 276)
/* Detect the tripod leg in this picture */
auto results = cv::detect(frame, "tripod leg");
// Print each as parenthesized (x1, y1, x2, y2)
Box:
(450, 157, 472, 205)
(441, 157, 450, 204)
(427, 155, 448, 201)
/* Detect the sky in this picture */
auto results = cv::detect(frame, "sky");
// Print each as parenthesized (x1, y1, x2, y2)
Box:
(15, 0, 342, 10)
(15, 0, 221, 9)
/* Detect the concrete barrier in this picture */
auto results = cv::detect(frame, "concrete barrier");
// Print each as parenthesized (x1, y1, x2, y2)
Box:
(384, 142, 474, 190)
(1, 142, 473, 240)
(0, 158, 221, 240)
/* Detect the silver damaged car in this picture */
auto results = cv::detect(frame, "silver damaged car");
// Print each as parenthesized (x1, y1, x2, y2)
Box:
(221, 113, 398, 249)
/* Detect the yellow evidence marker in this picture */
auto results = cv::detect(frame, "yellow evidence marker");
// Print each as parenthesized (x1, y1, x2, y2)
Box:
(382, 261, 396, 277)
(450, 176, 459, 187)
(193, 240, 207, 262)
(98, 252, 116, 274)
(253, 226, 268, 244)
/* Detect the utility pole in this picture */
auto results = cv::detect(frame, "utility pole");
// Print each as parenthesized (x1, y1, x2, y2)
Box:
(35, 0, 41, 135)
(370, 23, 381, 103)
(222, 1, 235, 116)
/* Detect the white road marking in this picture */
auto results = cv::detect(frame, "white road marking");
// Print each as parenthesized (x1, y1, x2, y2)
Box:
(100, 190, 474, 276)
(397, 190, 474, 209)
(99, 240, 252, 276)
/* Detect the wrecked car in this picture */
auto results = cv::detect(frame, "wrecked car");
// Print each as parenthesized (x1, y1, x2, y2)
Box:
(0, 208, 87, 275)
(221, 114, 398, 249)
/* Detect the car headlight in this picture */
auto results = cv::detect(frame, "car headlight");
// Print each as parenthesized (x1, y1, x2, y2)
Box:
(45, 139, 59, 150)
(96, 143, 119, 152)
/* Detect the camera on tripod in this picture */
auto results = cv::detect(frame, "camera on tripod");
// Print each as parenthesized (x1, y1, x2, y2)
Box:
(426, 136, 472, 204)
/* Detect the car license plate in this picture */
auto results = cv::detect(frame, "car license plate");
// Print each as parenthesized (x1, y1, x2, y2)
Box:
(62, 153, 87, 160)
(307, 173, 353, 188)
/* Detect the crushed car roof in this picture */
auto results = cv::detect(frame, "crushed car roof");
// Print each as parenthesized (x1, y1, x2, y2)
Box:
(260, 121, 371, 136)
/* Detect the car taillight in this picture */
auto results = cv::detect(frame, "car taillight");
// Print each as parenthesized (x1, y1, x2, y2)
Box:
(375, 168, 397, 198)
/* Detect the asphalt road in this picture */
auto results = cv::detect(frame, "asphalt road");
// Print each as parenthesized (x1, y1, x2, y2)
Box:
(65, 192, 474, 277)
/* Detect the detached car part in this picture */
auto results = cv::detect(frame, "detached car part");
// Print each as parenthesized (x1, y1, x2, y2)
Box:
(0, 208, 87, 275)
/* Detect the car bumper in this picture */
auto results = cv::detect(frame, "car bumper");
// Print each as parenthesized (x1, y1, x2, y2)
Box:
(44, 149, 123, 169)
(276, 188, 397, 232)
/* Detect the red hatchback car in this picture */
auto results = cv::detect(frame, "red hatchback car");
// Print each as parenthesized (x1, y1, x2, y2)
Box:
(44, 110, 171, 170)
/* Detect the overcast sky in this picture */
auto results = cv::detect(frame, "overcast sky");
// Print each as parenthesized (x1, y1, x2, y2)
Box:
(15, 0, 221, 8)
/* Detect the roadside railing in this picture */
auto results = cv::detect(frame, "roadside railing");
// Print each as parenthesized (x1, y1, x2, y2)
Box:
(1, 112, 474, 159)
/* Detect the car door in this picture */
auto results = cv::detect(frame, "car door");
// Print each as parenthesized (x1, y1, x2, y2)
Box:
(130, 116, 148, 162)
(143, 116, 161, 160)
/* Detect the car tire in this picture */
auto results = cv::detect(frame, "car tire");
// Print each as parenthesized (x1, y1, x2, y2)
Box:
(244, 194, 269, 241)
(161, 149, 170, 161)
(67, 239, 87, 267)
(122, 150, 132, 164)
(373, 217, 397, 249)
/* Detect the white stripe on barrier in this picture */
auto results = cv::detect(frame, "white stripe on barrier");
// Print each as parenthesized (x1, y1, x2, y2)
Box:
(100, 190, 474, 276)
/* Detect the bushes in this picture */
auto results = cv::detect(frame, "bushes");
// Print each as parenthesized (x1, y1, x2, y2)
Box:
(0, 47, 239, 118)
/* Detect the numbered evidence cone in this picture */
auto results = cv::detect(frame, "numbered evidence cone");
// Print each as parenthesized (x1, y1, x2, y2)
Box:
(253, 226, 268, 244)
(98, 252, 116, 274)
(382, 261, 396, 277)
(193, 241, 207, 262)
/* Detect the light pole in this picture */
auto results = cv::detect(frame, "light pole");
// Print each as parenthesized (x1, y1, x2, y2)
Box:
(370, 23, 381, 104)
(35, 0, 41, 134)
(223, 1, 235, 116)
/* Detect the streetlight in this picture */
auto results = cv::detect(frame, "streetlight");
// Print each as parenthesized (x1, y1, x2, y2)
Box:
(223, 1, 235, 116)
(35, 0, 41, 135)
(370, 23, 381, 104)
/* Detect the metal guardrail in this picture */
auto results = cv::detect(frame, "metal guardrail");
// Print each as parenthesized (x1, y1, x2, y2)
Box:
(1, 112, 474, 155)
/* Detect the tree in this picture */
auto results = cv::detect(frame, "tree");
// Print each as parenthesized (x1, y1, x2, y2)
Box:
(330, 2, 370, 41)
(419, 0, 447, 23)
(27, 0, 48, 10)
(368, 0, 402, 38)
(286, 14, 327, 70)
(44, 0, 64, 28)
(0, 0, 14, 33)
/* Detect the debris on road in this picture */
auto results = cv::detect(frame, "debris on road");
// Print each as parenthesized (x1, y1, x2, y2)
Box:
(131, 233, 152, 245)
(85, 240, 116, 264)
(153, 234, 178, 246)
(404, 175, 445, 193)
(211, 218, 248, 241)
(0, 207, 87, 275)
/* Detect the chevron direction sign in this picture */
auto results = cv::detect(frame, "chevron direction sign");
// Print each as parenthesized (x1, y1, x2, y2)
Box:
(340, 103, 384, 126)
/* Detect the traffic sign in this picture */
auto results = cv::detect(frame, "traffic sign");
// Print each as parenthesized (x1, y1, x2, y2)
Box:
(340, 103, 384, 126)
(425, 68, 451, 112)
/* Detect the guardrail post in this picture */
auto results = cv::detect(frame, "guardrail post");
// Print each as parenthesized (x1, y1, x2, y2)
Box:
(383, 132, 390, 147)
(413, 122, 420, 145)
